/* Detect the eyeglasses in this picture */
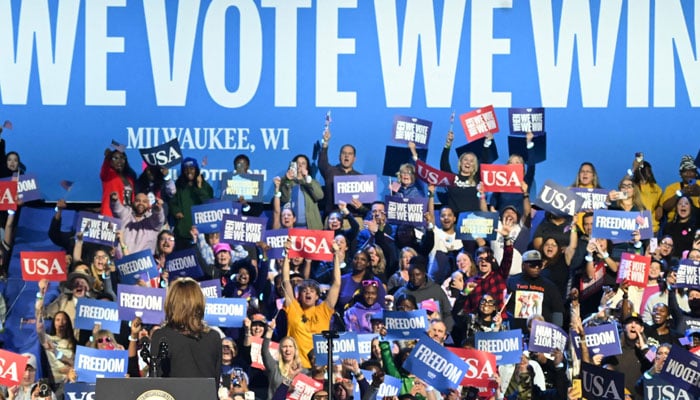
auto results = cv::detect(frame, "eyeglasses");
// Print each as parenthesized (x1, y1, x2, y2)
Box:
(660, 242, 673, 247)
(480, 300, 495, 306)
(97, 337, 112, 344)
(619, 184, 633, 189)
(477, 257, 491, 263)
(159, 237, 175, 242)
(362, 280, 378, 287)
(525, 263, 544, 269)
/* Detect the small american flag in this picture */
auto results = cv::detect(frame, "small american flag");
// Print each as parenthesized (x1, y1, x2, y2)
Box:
(3, 120, 12, 130)
(201, 156, 208, 167)
(325, 110, 332, 128)
(110, 139, 126, 153)
(449, 111, 455, 131)
(60, 180, 74, 191)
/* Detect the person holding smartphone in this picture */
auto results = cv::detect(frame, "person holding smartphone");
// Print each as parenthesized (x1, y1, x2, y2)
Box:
(660, 155, 700, 222)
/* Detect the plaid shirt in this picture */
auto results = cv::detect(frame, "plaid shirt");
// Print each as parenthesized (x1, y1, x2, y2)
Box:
(462, 244, 513, 315)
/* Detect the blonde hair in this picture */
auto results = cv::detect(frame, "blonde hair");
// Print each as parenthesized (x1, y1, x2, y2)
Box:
(164, 277, 209, 338)
(366, 244, 386, 276)
(458, 152, 479, 181)
(278, 336, 302, 379)
(90, 329, 117, 349)
(616, 177, 645, 211)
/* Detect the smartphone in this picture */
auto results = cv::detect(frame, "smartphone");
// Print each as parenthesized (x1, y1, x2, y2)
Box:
(635, 152, 643, 162)
(289, 161, 297, 174)
(616, 191, 628, 200)
(649, 238, 658, 254)
(571, 379, 582, 398)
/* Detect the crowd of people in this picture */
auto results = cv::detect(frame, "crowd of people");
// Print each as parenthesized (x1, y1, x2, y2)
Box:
(0, 126, 699, 400)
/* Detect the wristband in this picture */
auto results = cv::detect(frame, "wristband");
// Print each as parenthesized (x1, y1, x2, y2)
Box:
(526, 141, 535, 149)
(353, 371, 362, 378)
(585, 254, 593, 262)
(7, 209, 14, 215)
(54, 206, 59, 212)
(523, 193, 529, 198)
(427, 223, 434, 230)
(305, 176, 312, 184)
(36, 292, 43, 299)
(676, 190, 683, 197)
(242, 204, 251, 212)
(128, 336, 138, 342)
(601, 252, 610, 259)
(274, 191, 282, 198)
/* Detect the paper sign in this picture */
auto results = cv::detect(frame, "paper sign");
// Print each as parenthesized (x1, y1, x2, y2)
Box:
(383, 310, 430, 339)
(356, 333, 376, 361)
(334, 174, 378, 203)
(20, 251, 67, 281)
(617, 253, 651, 288)
(571, 324, 622, 358)
(456, 211, 499, 241)
(475, 330, 523, 365)
(287, 373, 324, 400)
(415, 159, 457, 188)
(570, 188, 609, 210)
(139, 138, 183, 168)
(392, 115, 432, 148)
(265, 229, 289, 259)
(533, 180, 584, 217)
(249, 336, 279, 370)
(166, 248, 204, 279)
(385, 196, 428, 227)
(460, 105, 499, 142)
(528, 320, 568, 353)
(449, 347, 497, 389)
(75, 211, 121, 246)
(220, 214, 267, 245)
(191, 201, 241, 234)
(402, 334, 470, 392)
(0, 349, 28, 386)
(115, 249, 159, 285)
(581, 362, 625, 400)
(676, 259, 700, 289)
(591, 209, 654, 241)
(313, 332, 360, 366)
(204, 297, 247, 328)
(286, 228, 335, 262)
(198, 279, 221, 298)
(0, 180, 17, 211)
(117, 285, 166, 325)
(220, 173, 264, 203)
(643, 376, 693, 400)
(580, 261, 605, 300)
(658, 345, 700, 396)
(74, 346, 128, 383)
(508, 107, 545, 135)
(75, 298, 121, 333)
(0, 173, 42, 202)
(480, 164, 524, 193)
(361, 369, 401, 397)
(64, 382, 96, 400)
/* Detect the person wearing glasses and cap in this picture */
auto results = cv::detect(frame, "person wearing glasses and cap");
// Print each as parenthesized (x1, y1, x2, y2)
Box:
(505, 250, 564, 330)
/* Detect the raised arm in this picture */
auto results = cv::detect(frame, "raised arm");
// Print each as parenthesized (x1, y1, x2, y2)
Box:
(281, 241, 295, 307)
(324, 242, 342, 310)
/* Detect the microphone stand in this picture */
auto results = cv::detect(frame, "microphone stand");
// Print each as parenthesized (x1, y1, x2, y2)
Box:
(322, 330, 339, 398)
(140, 338, 169, 378)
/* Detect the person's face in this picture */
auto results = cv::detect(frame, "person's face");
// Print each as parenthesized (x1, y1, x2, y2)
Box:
(362, 284, 379, 305)
(578, 165, 595, 186)
(280, 339, 296, 363)
(339, 146, 356, 169)
(583, 216, 594, 236)
(619, 179, 634, 198)
(542, 239, 559, 259)
(440, 208, 456, 231)
(7, 153, 19, 172)
(451, 272, 464, 288)
(54, 313, 68, 334)
(96, 335, 115, 350)
(334, 235, 347, 253)
(409, 266, 427, 288)
(655, 346, 670, 367)
(234, 158, 249, 174)
(353, 252, 369, 271)
(328, 213, 342, 230)
(456, 253, 472, 273)
(396, 299, 416, 311)
(72, 278, 89, 297)
(371, 339, 381, 357)
(367, 247, 379, 265)
(22, 365, 36, 387)
(659, 238, 673, 256)
(133, 193, 150, 215)
(624, 321, 642, 341)
(476, 252, 493, 275)
(523, 261, 543, 278)
(479, 295, 496, 315)
(237, 268, 250, 286)
(428, 322, 447, 343)
(295, 157, 308, 174)
(399, 168, 414, 186)
(216, 250, 231, 266)
(299, 286, 320, 308)
(251, 323, 265, 337)
(649, 261, 662, 279)
(110, 152, 126, 172)
(688, 249, 700, 262)
(371, 204, 386, 224)
(281, 209, 296, 228)
(502, 209, 518, 227)
(459, 153, 476, 176)
(652, 304, 669, 325)
(676, 197, 692, 219)
(401, 251, 414, 269)
(222, 340, 235, 360)
(158, 234, 175, 254)
(184, 165, 197, 181)
(334, 384, 348, 400)
(93, 251, 109, 272)
(207, 232, 220, 247)
(681, 168, 698, 184)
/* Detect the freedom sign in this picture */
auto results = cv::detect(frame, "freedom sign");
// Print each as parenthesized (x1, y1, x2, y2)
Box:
(385, 195, 428, 227)
(75, 211, 121, 246)
(357, 333, 376, 360)
(508, 107, 545, 135)
(384, 310, 430, 339)
(75, 298, 121, 333)
(528, 320, 568, 353)
(265, 229, 289, 259)
(74, 346, 128, 383)
(571, 188, 609, 210)
(198, 279, 221, 298)
(0, 180, 17, 211)
(581, 362, 625, 400)
(475, 330, 523, 365)
(117, 284, 166, 325)
(456, 211, 499, 241)
(571, 323, 622, 358)
(138, 138, 183, 168)
(658, 345, 700, 396)
(460, 105, 499, 142)
(0, 173, 42, 202)
(449, 347, 497, 389)
(334, 174, 378, 203)
(480, 164, 524, 193)
(191, 200, 241, 234)
(204, 297, 247, 327)
(0, 349, 28, 386)
(287, 373, 324, 400)
(312, 331, 359, 366)
(392, 115, 432, 148)
(219, 173, 264, 203)
(220, 214, 267, 245)
(249, 336, 279, 370)
(415, 159, 457, 187)
(361, 369, 402, 398)
(616, 253, 651, 288)
(115, 249, 159, 285)
(676, 259, 700, 289)
(287, 228, 335, 262)
(402, 334, 470, 392)
(166, 248, 204, 279)
(533, 180, 584, 217)
(591, 209, 654, 241)
(20, 251, 67, 281)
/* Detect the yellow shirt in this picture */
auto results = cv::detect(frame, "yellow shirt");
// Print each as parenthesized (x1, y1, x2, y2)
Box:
(638, 182, 662, 232)
(284, 299, 333, 368)
(661, 182, 700, 221)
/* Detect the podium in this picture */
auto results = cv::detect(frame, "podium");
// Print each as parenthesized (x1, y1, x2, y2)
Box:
(95, 377, 217, 400)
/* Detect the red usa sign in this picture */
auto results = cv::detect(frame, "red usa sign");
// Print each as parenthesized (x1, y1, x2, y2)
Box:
(0, 181, 17, 211)
(415, 159, 456, 187)
(0, 349, 28, 386)
(480, 164, 524, 193)
(448, 347, 497, 390)
(21, 251, 68, 281)
(287, 228, 334, 262)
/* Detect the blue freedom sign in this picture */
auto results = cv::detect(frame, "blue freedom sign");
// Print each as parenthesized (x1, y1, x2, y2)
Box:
(74, 298, 121, 333)
(117, 285, 166, 325)
(592, 209, 654, 241)
(313, 332, 360, 366)
(166, 248, 204, 279)
(474, 330, 522, 365)
(115, 249, 159, 285)
(191, 200, 241, 234)
(74, 346, 128, 383)
(383, 310, 430, 340)
(204, 297, 247, 328)
(403, 334, 470, 392)
(571, 323, 622, 358)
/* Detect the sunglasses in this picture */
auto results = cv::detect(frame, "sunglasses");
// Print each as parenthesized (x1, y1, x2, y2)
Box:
(97, 337, 112, 344)
(480, 300, 496, 306)
(362, 280, 378, 287)
(525, 263, 544, 269)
